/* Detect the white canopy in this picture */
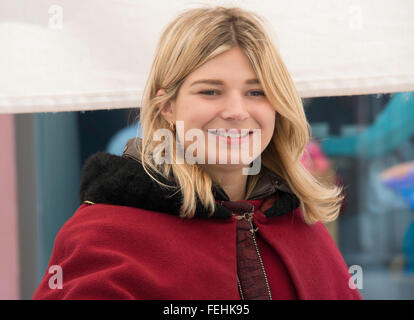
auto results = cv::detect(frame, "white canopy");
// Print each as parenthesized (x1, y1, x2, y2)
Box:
(1, 0, 413, 113)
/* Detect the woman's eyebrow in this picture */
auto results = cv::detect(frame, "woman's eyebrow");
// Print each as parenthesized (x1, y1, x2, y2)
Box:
(189, 78, 260, 87)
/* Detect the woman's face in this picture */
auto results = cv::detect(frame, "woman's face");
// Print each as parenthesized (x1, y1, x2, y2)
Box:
(159, 47, 276, 171)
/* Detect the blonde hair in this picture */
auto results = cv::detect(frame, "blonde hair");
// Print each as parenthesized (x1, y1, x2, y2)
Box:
(138, 5, 344, 225)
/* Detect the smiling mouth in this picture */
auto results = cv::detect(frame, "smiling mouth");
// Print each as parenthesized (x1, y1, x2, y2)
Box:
(207, 129, 254, 139)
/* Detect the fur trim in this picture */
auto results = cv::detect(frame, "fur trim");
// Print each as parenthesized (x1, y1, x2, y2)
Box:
(79, 152, 300, 219)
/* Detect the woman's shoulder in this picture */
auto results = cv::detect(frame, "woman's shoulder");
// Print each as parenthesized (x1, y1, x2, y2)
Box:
(79, 151, 152, 206)
(50, 203, 181, 266)
(78, 151, 183, 217)
(63, 202, 174, 236)
(260, 206, 340, 253)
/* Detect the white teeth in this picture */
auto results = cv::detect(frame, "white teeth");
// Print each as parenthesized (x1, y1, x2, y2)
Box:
(210, 130, 250, 138)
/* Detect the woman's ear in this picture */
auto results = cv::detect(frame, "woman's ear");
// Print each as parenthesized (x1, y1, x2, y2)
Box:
(156, 89, 174, 123)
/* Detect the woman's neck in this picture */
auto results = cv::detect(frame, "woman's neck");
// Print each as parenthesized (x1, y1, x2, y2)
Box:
(202, 166, 249, 201)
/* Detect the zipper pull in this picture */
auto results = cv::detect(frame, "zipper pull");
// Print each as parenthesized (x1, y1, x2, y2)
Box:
(241, 209, 259, 234)
(250, 225, 259, 234)
(249, 216, 259, 234)
(240, 211, 254, 222)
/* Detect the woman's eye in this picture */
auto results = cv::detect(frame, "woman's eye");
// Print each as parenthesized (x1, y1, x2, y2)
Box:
(249, 91, 265, 97)
(199, 90, 218, 96)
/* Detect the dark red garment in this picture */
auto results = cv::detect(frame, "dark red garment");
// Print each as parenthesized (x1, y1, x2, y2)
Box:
(33, 139, 362, 300)
(221, 200, 274, 300)
(32, 199, 361, 300)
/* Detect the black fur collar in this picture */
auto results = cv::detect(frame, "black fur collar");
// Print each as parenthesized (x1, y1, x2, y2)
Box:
(79, 147, 300, 220)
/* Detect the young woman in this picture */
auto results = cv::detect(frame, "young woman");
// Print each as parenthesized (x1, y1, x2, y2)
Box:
(33, 6, 362, 300)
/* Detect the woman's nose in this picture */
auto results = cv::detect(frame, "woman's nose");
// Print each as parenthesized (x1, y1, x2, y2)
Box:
(220, 94, 250, 121)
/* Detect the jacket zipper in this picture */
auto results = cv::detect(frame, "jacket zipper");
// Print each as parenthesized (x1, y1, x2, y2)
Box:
(237, 275, 245, 300)
(236, 210, 273, 300)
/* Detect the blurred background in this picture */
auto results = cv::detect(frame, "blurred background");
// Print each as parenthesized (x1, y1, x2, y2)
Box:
(1, 0, 414, 299)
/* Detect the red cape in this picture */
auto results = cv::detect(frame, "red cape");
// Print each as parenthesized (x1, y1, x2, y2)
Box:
(33, 202, 362, 300)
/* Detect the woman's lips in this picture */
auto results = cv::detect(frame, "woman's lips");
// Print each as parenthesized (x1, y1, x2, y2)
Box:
(207, 131, 253, 145)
